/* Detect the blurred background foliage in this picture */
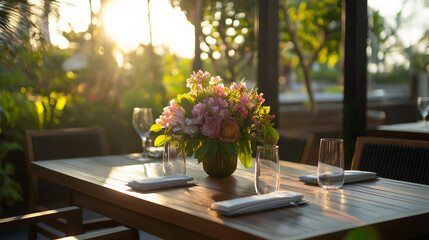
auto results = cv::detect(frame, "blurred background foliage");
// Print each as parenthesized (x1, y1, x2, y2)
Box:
(279, 0, 343, 112)
(172, 0, 257, 83)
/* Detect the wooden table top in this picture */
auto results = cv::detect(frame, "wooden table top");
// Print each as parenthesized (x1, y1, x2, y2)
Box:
(374, 121, 429, 141)
(31, 154, 429, 239)
(377, 121, 429, 133)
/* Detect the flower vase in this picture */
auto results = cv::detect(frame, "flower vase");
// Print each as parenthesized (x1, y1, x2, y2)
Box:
(202, 152, 237, 177)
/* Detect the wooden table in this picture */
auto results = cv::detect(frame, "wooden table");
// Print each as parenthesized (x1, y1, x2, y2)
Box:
(373, 121, 429, 141)
(31, 154, 429, 239)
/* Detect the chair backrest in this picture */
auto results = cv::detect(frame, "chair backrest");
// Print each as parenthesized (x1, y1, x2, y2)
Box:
(25, 127, 109, 210)
(351, 136, 429, 185)
(276, 129, 315, 164)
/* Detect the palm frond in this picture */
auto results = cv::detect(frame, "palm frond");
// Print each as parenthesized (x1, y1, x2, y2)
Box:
(0, 0, 34, 43)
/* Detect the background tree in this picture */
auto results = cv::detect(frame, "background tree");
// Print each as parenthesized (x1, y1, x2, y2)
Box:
(279, 0, 342, 113)
(367, 1, 429, 85)
(172, 0, 256, 83)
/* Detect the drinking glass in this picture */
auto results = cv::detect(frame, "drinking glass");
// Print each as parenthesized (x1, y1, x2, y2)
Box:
(417, 97, 429, 128)
(132, 108, 153, 158)
(163, 136, 186, 176)
(255, 145, 280, 195)
(317, 138, 344, 190)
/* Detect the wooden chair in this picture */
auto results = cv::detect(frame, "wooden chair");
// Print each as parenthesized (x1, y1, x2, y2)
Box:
(351, 137, 429, 185)
(0, 206, 136, 240)
(276, 129, 315, 164)
(24, 127, 121, 237)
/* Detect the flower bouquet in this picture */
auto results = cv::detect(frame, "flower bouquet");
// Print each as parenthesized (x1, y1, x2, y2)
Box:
(150, 70, 279, 177)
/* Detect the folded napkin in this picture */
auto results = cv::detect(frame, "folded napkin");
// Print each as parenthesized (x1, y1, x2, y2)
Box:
(211, 191, 304, 216)
(127, 174, 194, 191)
(299, 170, 377, 184)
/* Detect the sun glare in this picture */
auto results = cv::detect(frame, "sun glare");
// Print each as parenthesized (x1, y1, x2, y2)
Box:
(50, 0, 194, 58)
(103, 0, 150, 51)
(49, 0, 91, 49)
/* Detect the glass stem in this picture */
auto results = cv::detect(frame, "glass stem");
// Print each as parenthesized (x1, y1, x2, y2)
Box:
(141, 137, 147, 156)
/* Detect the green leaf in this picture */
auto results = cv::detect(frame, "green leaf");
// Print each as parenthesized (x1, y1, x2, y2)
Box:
(207, 141, 219, 160)
(195, 147, 204, 161)
(239, 136, 251, 154)
(220, 143, 232, 160)
(154, 135, 170, 146)
(222, 142, 236, 155)
(180, 95, 194, 112)
(265, 126, 279, 141)
(185, 139, 196, 157)
(150, 124, 163, 132)
(239, 152, 253, 168)
(199, 139, 211, 156)
(262, 106, 270, 114)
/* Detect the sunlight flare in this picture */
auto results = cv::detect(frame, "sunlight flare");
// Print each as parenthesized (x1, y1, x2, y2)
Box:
(50, 0, 194, 58)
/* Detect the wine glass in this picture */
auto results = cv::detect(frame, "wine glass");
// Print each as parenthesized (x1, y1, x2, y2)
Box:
(417, 97, 429, 128)
(132, 108, 153, 158)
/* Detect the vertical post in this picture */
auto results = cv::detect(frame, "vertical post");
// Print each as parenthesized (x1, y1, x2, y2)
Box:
(343, 0, 367, 168)
(257, 0, 279, 128)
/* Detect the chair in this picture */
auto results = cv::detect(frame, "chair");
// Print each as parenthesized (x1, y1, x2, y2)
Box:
(0, 206, 135, 240)
(24, 127, 120, 237)
(276, 129, 315, 164)
(351, 137, 429, 185)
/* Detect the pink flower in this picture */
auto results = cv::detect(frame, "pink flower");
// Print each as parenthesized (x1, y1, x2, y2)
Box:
(219, 120, 240, 143)
(206, 97, 216, 106)
(214, 84, 227, 97)
(211, 106, 219, 114)
(230, 82, 238, 90)
(183, 118, 198, 134)
(218, 97, 228, 108)
(186, 70, 211, 91)
(155, 116, 168, 127)
(233, 104, 245, 112)
(209, 76, 222, 85)
(192, 116, 203, 125)
(238, 95, 250, 105)
(201, 116, 222, 138)
(257, 93, 265, 104)
(219, 109, 229, 118)
(156, 100, 180, 128)
(192, 102, 205, 116)
(240, 109, 248, 119)
(191, 102, 205, 125)
(240, 82, 247, 91)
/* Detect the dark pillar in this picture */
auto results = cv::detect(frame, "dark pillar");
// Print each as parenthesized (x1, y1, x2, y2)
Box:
(343, 0, 367, 168)
(257, 0, 279, 127)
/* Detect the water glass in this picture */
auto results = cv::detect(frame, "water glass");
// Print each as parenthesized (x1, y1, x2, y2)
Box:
(417, 97, 429, 128)
(163, 137, 186, 176)
(317, 138, 344, 190)
(255, 145, 280, 195)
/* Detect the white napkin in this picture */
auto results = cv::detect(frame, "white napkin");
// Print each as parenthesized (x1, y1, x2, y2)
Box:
(127, 174, 194, 191)
(211, 191, 304, 216)
(299, 170, 377, 184)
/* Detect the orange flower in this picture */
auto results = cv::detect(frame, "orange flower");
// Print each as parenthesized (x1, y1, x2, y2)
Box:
(219, 120, 240, 143)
